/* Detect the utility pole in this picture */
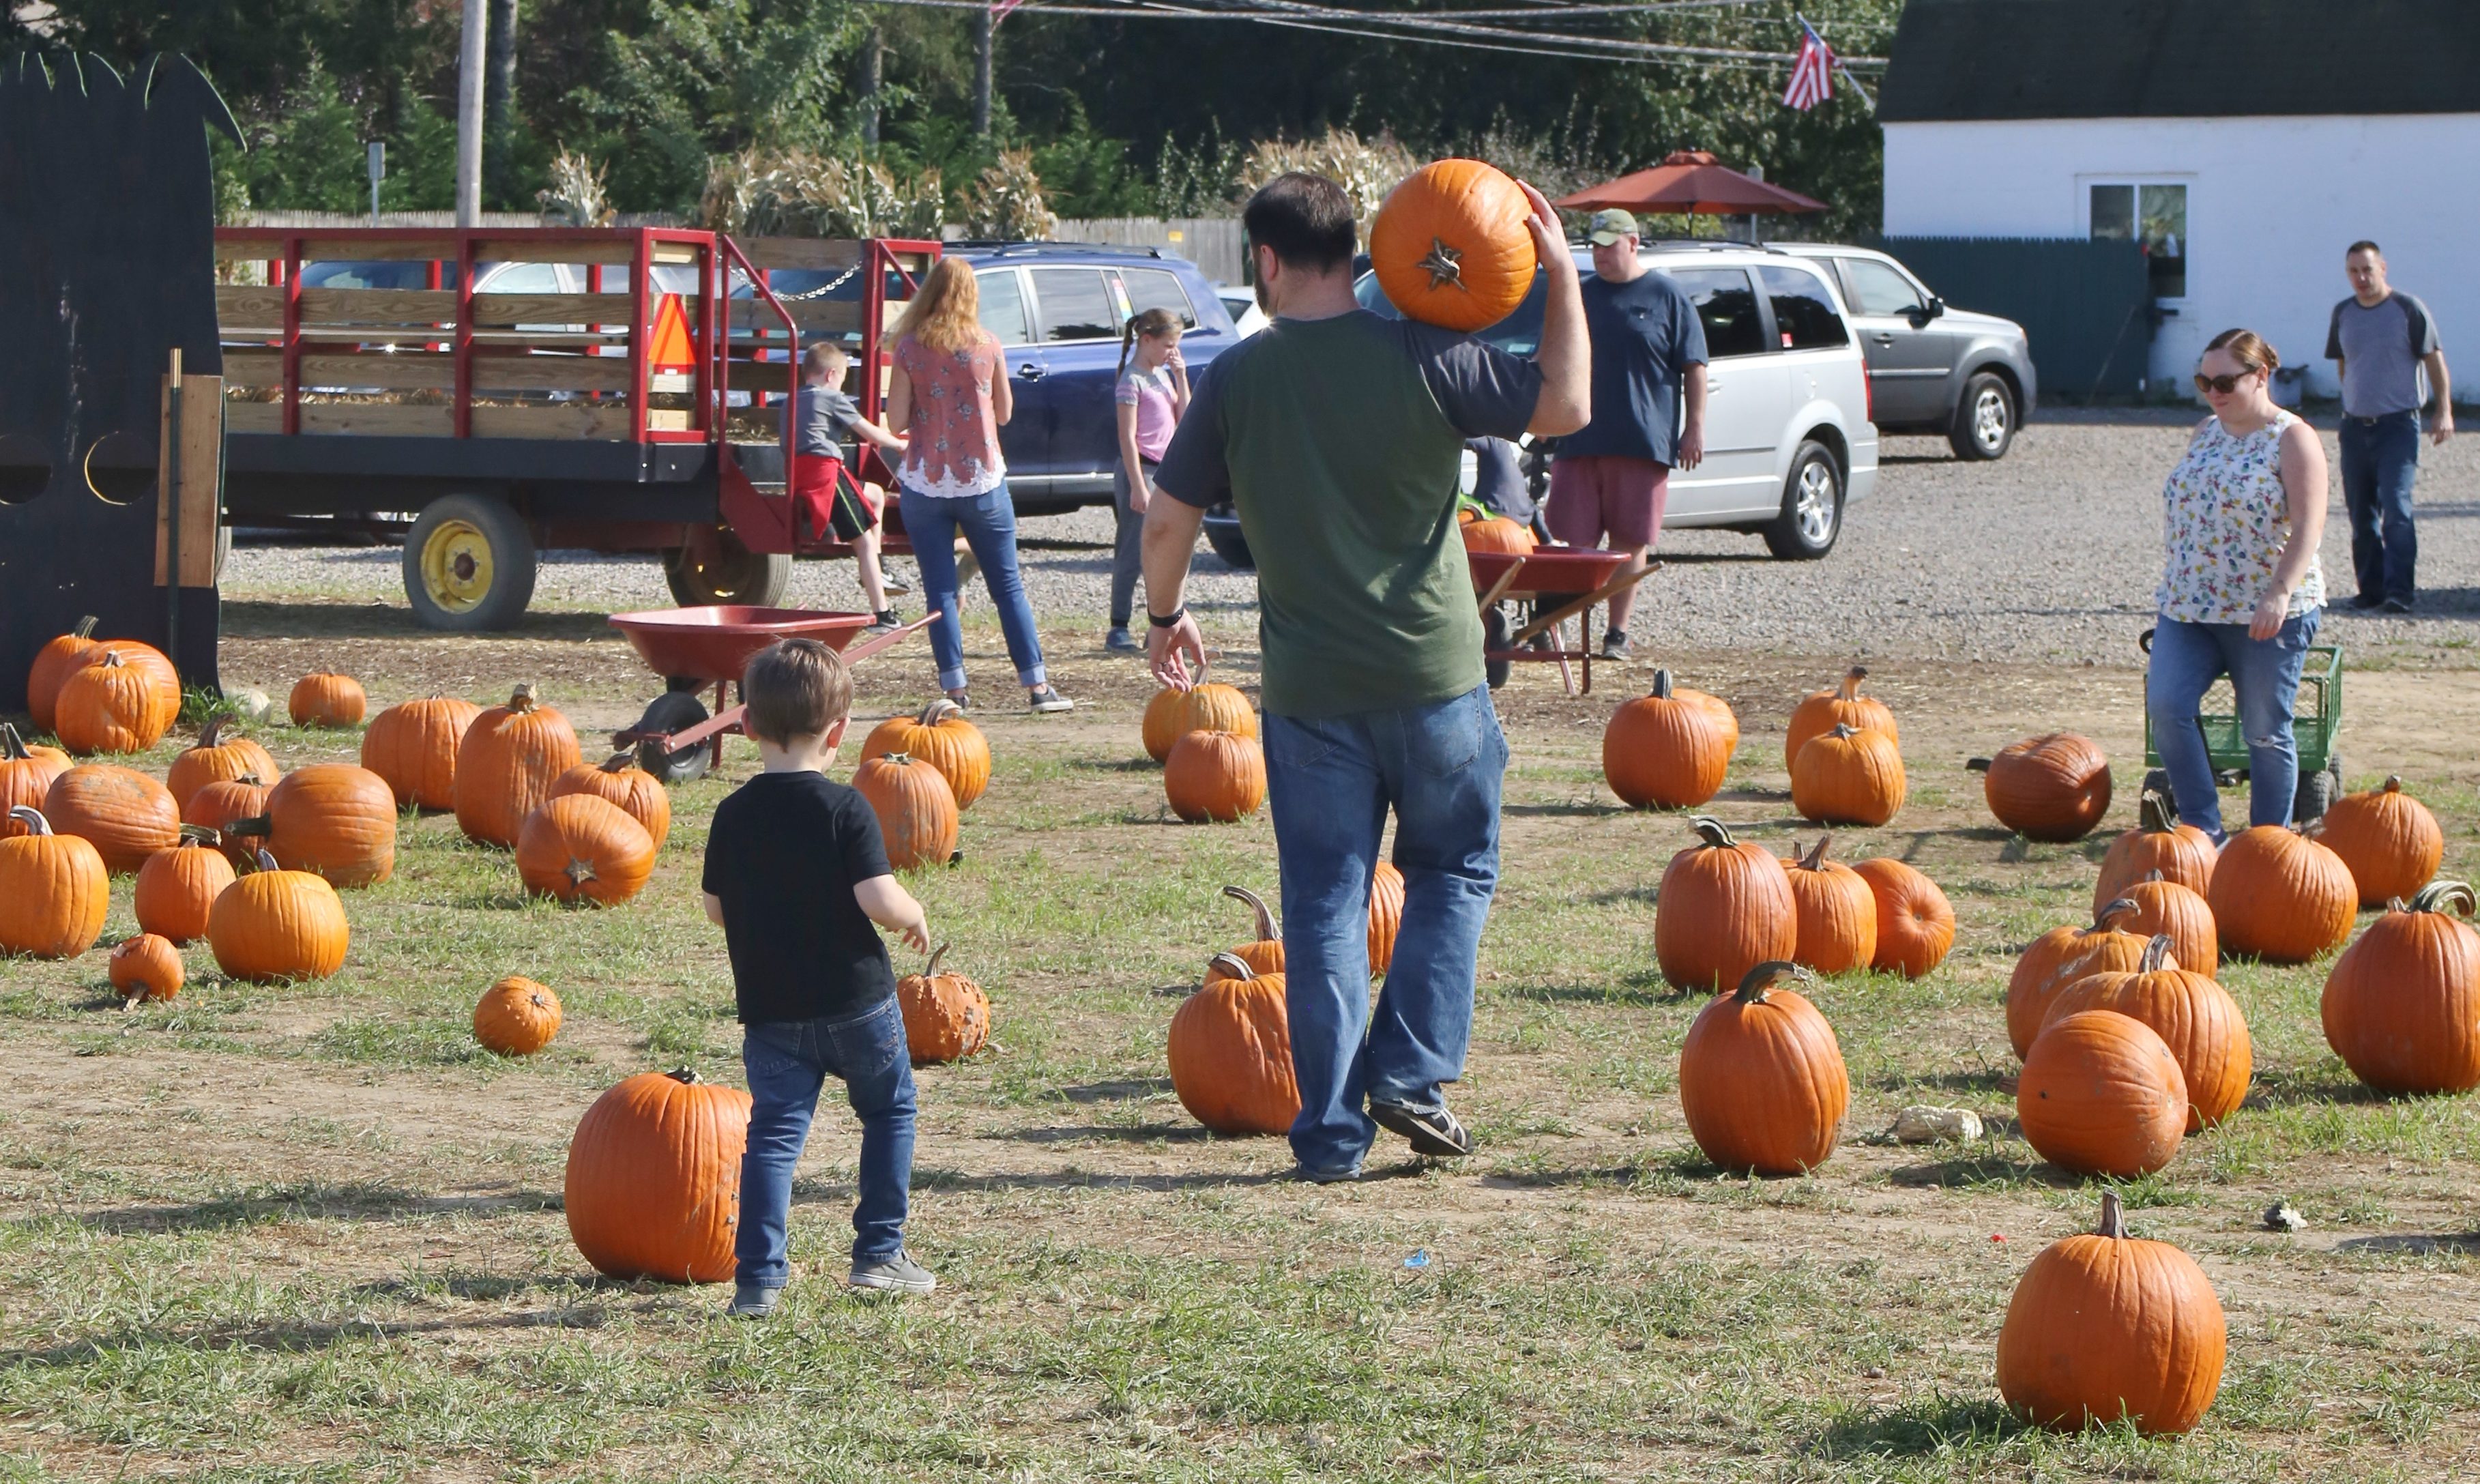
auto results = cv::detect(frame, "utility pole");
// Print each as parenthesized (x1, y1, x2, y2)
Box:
(973, 2, 992, 137)
(860, 27, 883, 148)
(455, 0, 486, 226)
(484, 0, 519, 207)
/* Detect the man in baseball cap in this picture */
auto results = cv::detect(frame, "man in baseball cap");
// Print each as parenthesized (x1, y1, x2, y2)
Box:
(1586, 209, 1639, 246)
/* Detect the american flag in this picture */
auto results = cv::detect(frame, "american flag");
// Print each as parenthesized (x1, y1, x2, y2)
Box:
(993, 0, 1027, 19)
(1781, 18, 1837, 111)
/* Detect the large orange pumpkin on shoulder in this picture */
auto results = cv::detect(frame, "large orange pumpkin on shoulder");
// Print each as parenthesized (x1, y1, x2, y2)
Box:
(1678, 961, 1849, 1176)
(1369, 158, 1537, 333)
(1655, 816, 1795, 993)
(1168, 954, 1300, 1135)
(1996, 1191, 2226, 1436)
(862, 699, 991, 810)
(564, 1067, 751, 1283)
(454, 684, 583, 847)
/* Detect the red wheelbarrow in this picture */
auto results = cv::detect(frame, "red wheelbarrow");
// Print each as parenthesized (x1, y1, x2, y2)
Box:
(1468, 548, 1659, 694)
(608, 605, 939, 781)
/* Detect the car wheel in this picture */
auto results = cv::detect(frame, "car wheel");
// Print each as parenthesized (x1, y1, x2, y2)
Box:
(665, 526, 792, 608)
(1949, 372, 2016, 461)
(1763, 441, 1843, 561)
(403, 493, 538, 632)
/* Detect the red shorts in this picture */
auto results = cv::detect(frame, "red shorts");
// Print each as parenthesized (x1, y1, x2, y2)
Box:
(790, 455, 881, 542)
(1545, 454, 1669, 551)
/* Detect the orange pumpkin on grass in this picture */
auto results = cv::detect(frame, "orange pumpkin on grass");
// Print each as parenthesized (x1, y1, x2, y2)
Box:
(1677, 961, 1850, 1176)
(2045, 935, 2251, 1132)
(473, 976, 564, 1056)
(109, 933, 186, 1004)
(1165, 730, 1266, 824)
(166, 717, 281, 812)
(564, 1067, 751, 1283)
(289, 672, 366, 727)
(1141, 682, 1257, 763)
(516, 794, 656, 906)
(1783, 666, 1895, 773)
(2094, 790, 2215, 911)
(862, 699, 991, 810)
(208, 849, 350, 983)
(2321, 880, 2480, 1095)
(362, 695, 482, 811)
(1368, 158, 1538, 333)
(1208, 884, 1287, 985)
(0, 724, 72, 839)
(44, 763, 179, 873)
(1780, 836, 1876, 976)
(1791, 724, 1906, 827)
(227, 763, 398, 888)
(1168, 954, 1300, 1135)
(54, 650, 175, 755)
(134, 827, 237, 944)
(854, 752, 961, 870)
(2209, 824, 2355, 963)
(183, 775, 274, 866)
(2120, 871, 2217, 974)
(1974, 732, 2112, 842)
(2005, 898, 2147, 1060)
(1603, 669, 1732, 809)
(0, 806, 108, 959)
(550, 754, 673, 851)
(2317, 775, 2443, 907)
(454, 684, 582, 848)
(1655, 816, 1795, 993)
(1850, 856, 1955, 978)
(896, 944, 993, 1064)
(2016, 1009, 2188, 1178)
(1996, 1191, 2226, 1436)
(25, 615, 104, 733)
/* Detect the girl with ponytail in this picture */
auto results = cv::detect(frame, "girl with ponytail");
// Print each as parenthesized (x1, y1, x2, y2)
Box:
(1107, 307, 1191, 651)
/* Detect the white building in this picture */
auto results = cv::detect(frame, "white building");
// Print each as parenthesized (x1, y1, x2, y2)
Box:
(1878, 0, 2480, 401)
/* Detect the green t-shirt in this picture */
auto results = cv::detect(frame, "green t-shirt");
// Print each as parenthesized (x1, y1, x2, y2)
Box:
(1158, 310, 1543, 718)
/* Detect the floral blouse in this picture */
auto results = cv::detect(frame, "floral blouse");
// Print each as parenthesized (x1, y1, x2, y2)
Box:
(2156, 409, 2323, 624)
(893, 332, 1006, 499)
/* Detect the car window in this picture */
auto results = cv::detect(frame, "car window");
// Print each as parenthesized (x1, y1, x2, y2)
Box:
(1030, 267, 1117, 343)
(480, 262, 564, 295)
(1121, 267, 1197, 330)
(976, 268, 1033, 345)
(300, 261, 436, 291)
(1354, 265, 1545, 357)
(1663, 267, 1767, 358)
(1758, 265, 1850, 351)
(1840, 257, 1925, 317)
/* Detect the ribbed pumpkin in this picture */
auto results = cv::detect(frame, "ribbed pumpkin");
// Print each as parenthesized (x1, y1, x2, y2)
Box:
(2318, 775, 2444, 907)
(289, 671, 367, 727)
(1459, 515, 1536, 555)
(1678, 961, 1850, 1175)
(207, 849, 351, 983)
(473, 976, 563, 1056)
(362, 695, 482, 811)
(862, 699, 991, 810)
(854, 751, 961, 871)
(0, 806, 108, 958)
(564, 1067, 751, 1283)
(54, 650, 175, 755)
(1141, 682, 1258, 763)
(1783, 667, 1896, 773)
(97, 641, 183, 736)
(2094, 790, 2216, 912)
(896, 944, 993, 1064)
(1167, 954, 1300, 1135)
(25, 615, 103, 734)
(2209, 825, 2355, 963)
(1976, 732, 2112, 842)
(1165, 730, 1266, 824)
(454, 684, 583, 847)
(1207, 884, 1287, 985)
(2120, 871, 2217, 974)
(1367, 860, 1406, 975)
(1791, 724, 1906, 827)
(1851, 856, 1955, 978)
(183, 775, 273, 867)
(44, 763, 179, 873)
(1655, 816, 1796, 993)
(166, 717, 282, 812)
(2005, 898, 2147, 1060)
(2016, 1009, 2189, 1178)
(2045, 935, 2251, 1132)
(109, 933, 185, 1004)
(134, 826, 237, 944)
(1781, 836, 1877, 976)
(2321, 880, 2480, 1095)
(549, 753, 673, 851)
(1368, 158, 1538, 332)
(0, 724, 72, 839)
(1996, 1191, 2226, 1436)
(1680, 684, 1740, 754)
(516, 794, 656, 906)
(1604, 669, 1732, 809)
(227, 763, 398, 888)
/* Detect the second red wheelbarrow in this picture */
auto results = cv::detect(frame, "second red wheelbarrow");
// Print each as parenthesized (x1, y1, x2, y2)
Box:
(1467, 548, 1659, 694)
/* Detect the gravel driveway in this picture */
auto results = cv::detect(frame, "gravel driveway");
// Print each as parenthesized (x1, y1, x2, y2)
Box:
(223, 410, 2479, 666)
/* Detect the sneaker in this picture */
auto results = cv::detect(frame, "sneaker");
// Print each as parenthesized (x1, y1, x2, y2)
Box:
(2381, 596, 2414, 614)
(727, 1283, 780, 1318)
(881, 573, 913, 596)
(864, 609, 903, 637)
(849, 1249, 937, 1295)
(1029, 686, 1075, 714)
(1599, 629, 1631, 661)
(2347, 593, 2384, 611)
(1105, 627, 1141, 653)
(945, 688, 971, 712)
(1369, 1099, 1476, 1158)
(1292, 1163, 1363, 1185)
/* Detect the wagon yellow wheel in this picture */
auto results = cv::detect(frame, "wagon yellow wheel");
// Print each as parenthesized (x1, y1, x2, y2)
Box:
(403, 494, 538, 631)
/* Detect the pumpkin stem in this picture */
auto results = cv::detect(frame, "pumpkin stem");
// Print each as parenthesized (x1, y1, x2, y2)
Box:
(197, 715, 230, 750)
(1733, 959, 1805, 1004)
(1688, 815, 1738, 849)
(1207, 951, 1256, 983)
(8, 804, 52, 836)
(1650, 669, 1674, 700)
(600, 751, 636, 774)
(1, 723, 31, 761)
(71, 615, 97, 639)
(1827, 723, 1861, 740)
(924, 942, 950, 977)
(2382, 775, 2404, 795)
(227, 813, 274, 839)
(665, 1066, 702, 1085)
(2138, 934, 2178, 974)
(2137, 789, 2175, 834)
(566, 858, 598, 886)
(2093, 896, 2140, 930)
(883, 751, 913, 766)
(94, 650, 127, 670)
(1837, 666, 1868, 701)
(1416, 236, 1466, 291)
(1798, 835, 1831, 872)
(2409, 880, 2477, 918)
(177, 824, 221, 847)
(250, 847, 280, 873)
(1221, 884, 1279, 942)
(1964, 756, 1992, 772)
(2095, 1190, 2128, 1240)
(918, 697, 965, 727)
(507, 682, 539, 713)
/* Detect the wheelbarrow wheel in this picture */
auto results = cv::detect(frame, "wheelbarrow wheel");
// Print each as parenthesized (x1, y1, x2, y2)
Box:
(1483, 604, 1511, 690)
(632, 690, 714, 784)
(2292, 753, 2342, 825)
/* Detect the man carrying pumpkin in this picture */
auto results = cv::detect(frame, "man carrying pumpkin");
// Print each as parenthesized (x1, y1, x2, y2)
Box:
(1141, 170, 1590, 1181)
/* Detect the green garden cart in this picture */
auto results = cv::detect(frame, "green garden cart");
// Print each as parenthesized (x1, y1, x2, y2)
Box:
(2140, 629, 2344, 823)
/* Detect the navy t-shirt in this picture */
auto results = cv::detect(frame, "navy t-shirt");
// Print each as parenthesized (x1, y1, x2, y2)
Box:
(1558, 270, 1708, 465)
(703, 770, 895, 1023)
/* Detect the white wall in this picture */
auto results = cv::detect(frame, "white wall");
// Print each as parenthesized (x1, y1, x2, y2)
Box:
(1884, 114, 2480, 401)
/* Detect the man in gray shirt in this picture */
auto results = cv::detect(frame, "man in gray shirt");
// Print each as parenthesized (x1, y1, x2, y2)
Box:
(2325, 240, 2453, 612)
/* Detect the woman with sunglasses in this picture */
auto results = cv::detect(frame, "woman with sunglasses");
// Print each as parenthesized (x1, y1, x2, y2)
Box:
(2148, 328, 2329, 841)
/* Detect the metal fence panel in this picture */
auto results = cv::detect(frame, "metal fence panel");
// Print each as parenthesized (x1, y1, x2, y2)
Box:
(1873, 235, 2153, 400)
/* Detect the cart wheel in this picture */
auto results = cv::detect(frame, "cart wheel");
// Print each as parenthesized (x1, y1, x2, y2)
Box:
(2142, 768, 2176, 817)
(2293, 755, 2342, 825)
(1483, 605, 1511, 690)
(405, 494, 538, 632)
(632, 690, 714, 784)
(665, 526, 791, 608)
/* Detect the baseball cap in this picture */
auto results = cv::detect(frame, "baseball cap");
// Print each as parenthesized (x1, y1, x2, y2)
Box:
(1586, 209, 1639, 245)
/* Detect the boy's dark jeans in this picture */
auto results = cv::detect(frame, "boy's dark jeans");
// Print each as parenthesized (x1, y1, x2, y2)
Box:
(735, 995, 917, 1288)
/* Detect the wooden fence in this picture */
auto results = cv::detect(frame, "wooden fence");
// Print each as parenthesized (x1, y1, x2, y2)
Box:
(1049, 217, 1246, 285)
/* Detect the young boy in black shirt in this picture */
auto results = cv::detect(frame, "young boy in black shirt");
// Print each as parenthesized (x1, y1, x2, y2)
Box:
(702, 638, 934, 1313)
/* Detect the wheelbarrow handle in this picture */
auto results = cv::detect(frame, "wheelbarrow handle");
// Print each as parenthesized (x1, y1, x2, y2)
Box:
(842, 610, 944, 667)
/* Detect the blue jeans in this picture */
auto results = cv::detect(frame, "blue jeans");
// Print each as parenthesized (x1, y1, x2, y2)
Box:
(899, 483, 1048, 694)
(735, 995, 917, 1286)
(1262, 685, 1508, 1176)
(2339, 411, 2420, 603)
(2146, 610, 2320, 841)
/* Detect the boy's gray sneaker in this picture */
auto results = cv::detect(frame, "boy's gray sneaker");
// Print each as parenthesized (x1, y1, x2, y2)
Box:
(864, 609, 903, 637)
(1599, 629, 1631, 660)
(1369, 1099, 1475, 1157)
(1029, 685, 1075, 714)
(849, 1249, 937, 1295)
(727, 1283, 780, 1318)
(1105, 627, 1141, 653)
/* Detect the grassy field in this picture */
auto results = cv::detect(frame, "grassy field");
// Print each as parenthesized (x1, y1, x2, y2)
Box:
(3, 602, 2479, 1481)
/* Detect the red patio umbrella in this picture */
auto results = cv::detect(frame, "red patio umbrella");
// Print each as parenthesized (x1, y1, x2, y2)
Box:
(1553, 150, 1826, 217)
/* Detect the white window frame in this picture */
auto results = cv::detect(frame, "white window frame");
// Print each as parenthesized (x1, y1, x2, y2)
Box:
(2077, 174, 2192, 306)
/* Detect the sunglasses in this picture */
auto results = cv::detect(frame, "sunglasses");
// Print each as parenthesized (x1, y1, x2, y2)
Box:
(2193, 371, 2258, 394)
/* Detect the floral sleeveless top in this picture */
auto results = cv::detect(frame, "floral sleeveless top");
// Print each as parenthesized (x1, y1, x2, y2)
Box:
(893, 332, 1006, 498)
(2155, 409, 2323, 624)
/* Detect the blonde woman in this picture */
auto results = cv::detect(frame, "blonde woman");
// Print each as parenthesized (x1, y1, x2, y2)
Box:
(884, 259, 1072, 712)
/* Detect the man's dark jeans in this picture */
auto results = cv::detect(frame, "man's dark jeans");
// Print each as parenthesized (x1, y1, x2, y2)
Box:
(2339, 410, 2421, 605)
(735, 996, 917, 1288)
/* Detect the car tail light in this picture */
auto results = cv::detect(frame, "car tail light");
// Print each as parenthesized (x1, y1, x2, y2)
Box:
(1861, 359, 1875, 424)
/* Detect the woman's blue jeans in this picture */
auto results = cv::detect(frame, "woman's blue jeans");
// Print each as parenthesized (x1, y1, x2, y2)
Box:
(899, 483, 1049, 694)
(1261, 685, 1508, 1177)
(2145, 609, 2320, 840)
(735, 995, 917, 1286)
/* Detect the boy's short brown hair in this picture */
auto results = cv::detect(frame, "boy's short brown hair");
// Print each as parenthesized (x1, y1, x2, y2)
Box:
(802, 341, 849, 380)
(742, 637, 852, 743)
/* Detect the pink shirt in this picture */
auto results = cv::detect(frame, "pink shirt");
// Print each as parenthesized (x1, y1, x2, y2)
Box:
(893, 332, 1006, 498)
(1115, 365, 1180, 463)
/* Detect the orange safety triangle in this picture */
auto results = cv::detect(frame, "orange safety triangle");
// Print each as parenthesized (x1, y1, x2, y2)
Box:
(647, 293, 697, 371)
